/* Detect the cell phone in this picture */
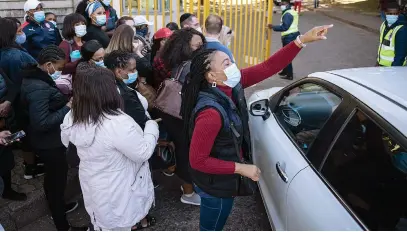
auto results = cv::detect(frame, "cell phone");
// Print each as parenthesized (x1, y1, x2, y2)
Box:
(5, 130, 26, 143)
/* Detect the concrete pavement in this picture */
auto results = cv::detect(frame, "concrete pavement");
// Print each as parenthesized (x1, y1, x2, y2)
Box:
(14, 10, 380, 231)
(245, 9, 378, 96)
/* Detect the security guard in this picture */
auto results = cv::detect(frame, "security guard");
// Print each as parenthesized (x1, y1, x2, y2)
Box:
(268, 0, 300, 80)
(377, 1, 407, 67)
(21, 0, 62, 59)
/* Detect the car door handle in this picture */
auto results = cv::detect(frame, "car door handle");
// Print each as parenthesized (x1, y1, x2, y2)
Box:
(276, 162, 288, 183)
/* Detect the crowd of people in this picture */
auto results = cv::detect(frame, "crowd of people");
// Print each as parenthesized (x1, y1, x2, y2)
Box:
(0, 0, 331, 230)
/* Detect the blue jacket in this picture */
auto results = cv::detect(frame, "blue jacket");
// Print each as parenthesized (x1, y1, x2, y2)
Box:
(0, 47, 37, 88)
(105, 6, 118, 32)
(272, 7, 294, 32)
(383, 19, 407, 66)
(21, 19, 63, 59)
(205, 37, 235, 62)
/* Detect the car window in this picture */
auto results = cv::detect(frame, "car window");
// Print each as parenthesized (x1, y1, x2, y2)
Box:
(274, 83, 342, 153)
(321, 110, 407, 230)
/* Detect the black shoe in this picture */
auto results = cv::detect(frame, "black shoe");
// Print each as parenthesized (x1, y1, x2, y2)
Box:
(24, 165, 45, 180)
(66, 201, 79, 214)
(35, 154, 44, 166)
(278, 71, 287, 76)
(280, 75, 294, 80)
(2, 189, 27, 201)
(68, 226, 89, 231)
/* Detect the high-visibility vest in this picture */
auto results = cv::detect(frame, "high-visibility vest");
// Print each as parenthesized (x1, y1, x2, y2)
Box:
(377, 22, 406, 66)
(281, 9, 299, 36)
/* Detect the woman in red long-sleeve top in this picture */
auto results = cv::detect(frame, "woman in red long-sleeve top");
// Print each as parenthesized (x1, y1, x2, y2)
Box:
(59, 13, 87, 76)
(180, 25, 332, 231)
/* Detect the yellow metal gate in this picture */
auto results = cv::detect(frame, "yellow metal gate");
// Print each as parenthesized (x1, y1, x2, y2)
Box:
(114, 0, 274, 67)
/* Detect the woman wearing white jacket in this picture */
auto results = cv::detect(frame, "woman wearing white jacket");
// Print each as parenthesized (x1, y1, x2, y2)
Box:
(60, 67, 159, 231)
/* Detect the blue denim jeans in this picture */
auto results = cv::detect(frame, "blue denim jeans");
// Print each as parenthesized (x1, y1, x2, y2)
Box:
(195, 185, 234, 231)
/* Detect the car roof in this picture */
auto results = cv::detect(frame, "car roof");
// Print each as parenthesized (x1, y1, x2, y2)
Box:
(309, 67, 407, 137)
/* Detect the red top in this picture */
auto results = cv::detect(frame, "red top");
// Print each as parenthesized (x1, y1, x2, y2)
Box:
(189, 41, 302, 175)
(152, 56, 171, 89)
(59, 40, 82, 75)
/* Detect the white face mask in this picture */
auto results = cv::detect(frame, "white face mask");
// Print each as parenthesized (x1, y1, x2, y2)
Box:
(222, 63, 241, 88)
(281, 5, 287, 11)
(74, 25, 87, 37)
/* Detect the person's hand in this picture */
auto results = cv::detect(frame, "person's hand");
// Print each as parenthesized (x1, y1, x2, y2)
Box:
(133, 41, 144, 57)
(101, 26, 107, 31)
(0, 101, 11, 117)
(235, 163, 261, 181)
(267, 24, 274, 29)
(299, 24, 334, 44)
(66, 97, 73, 108)
(0, 130, 11, 145)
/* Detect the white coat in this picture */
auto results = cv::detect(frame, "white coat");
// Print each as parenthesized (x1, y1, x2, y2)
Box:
(60, 110, 159, 230)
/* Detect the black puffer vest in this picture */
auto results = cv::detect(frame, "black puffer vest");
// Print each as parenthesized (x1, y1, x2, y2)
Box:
(188, 84, 251, 198)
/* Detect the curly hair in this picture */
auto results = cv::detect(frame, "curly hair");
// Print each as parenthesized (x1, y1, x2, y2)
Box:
(104, 50, 137, 71)
(160, 28, 206, 70)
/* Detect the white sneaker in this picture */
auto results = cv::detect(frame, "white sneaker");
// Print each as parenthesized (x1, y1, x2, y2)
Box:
(180, 186, 201, 206)
(181, 193, 201, 206)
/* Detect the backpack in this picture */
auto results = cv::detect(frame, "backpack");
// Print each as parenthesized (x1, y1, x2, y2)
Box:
(153, 61, 191, 119)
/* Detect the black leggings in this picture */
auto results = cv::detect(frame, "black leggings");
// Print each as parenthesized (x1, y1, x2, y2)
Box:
(155, 110, 191, 184)
(37, 146, 70, 231)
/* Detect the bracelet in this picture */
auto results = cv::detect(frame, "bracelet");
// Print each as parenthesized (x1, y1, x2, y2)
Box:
(296, 35, 306, 48)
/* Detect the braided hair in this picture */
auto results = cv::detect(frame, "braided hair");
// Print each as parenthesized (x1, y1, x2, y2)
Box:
(104, 50, 137, 71)
(180, 49, 216, 136)
(37, 45, 66, 65)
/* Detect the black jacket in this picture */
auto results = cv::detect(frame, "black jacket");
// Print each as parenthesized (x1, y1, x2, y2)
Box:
(20, 65, 70, 150)
(136, 55, 153, 85)
(83, 24, 111, 48)
(117, 80, 149, 129)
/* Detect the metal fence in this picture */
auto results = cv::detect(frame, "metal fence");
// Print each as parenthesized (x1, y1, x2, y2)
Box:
(112, 0, 274, 67)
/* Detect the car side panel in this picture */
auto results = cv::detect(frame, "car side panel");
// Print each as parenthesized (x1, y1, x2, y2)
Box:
(287, 166, 363, 231)
(249, 113, 308, 231)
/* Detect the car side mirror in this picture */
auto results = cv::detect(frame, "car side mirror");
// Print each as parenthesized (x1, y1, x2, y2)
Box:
(250, 99, 271, 120)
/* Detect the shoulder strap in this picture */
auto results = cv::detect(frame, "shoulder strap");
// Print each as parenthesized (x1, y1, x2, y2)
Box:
(173, 61, 191, 81)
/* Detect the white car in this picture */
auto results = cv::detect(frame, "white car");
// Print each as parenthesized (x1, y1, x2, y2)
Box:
(248, 67, 407, 231)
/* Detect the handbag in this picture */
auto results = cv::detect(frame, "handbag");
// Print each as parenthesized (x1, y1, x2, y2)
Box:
(155, 140, 176, 168)
(231, 124, 257, 196)
(154, 61, 190, 119)
(135, 77, 157, 111)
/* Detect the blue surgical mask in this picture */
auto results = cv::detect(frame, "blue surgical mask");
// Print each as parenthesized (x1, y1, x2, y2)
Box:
(47, 63, 62, 80)
(33, 11, 45, 23)
(103, 0, 111, 6)
(123, 71, 138, 85)
(386, 15, 399, 26)
(95, 60, 105, 67)
(75, 25, 87, 37)
(136, 27, 148, 38)
(222, 63, 241, 88)
(95, 15, 106, 26)
(15, 33, 26, 45)
(70, 50, 82, 62)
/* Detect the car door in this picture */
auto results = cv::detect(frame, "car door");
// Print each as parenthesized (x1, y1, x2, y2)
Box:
(249, 80, 349, 230)
(286, 99, 407, 230)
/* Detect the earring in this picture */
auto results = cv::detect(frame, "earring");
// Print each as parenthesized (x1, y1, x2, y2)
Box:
(212, 81, 217, 87)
